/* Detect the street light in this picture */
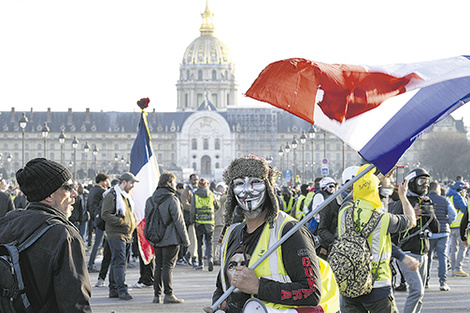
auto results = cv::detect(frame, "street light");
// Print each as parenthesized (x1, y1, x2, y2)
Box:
(72, 136, 79, 181)
(83, 142, 90, 181)
(291, 137, 298, 184)
(93, 146, 99, 176)
(6, 154, 12, 178)
(300, 131, 307, 183)
(18, 113, 28, 167)
(41, 122, 50, 158)
(278, 146, 284, 183)
(308, 125, 316, 180)
(58, 131, 66, 165)
(285, 142, 291, 185)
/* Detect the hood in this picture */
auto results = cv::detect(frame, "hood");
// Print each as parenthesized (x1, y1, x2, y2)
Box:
(152, 187, 176, 206)
(195, 186, 210, 198)
(0, 202, 71, 245)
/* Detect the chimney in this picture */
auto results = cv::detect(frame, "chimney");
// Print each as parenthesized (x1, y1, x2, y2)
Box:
(67, 108, 73, 125)
(85, 108, 90, 123)
(47, 108, 52, 122)
(10, 107, 15, 123)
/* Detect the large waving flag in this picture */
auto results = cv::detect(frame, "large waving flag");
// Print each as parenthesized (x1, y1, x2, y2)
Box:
(246, 56, 470, 174)
(130, 98, 160, 264)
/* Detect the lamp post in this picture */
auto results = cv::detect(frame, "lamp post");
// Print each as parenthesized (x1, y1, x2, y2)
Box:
(284, 142, 291, 185)
(278, 146, 284, 183)
(308, 125, 316, 180)
(18, 113, 28, 167)
(58, 131, 66, 165)
(300, 131, 307, 183)
(114, 153, 119, 173)
(93, 146, 99, 176)
(6, 154, 12, 178)
(291, 137, 298, 184)
(72, 136, 79, 181)
(83, 142, 90, 181)
(41, 122, 50, 158)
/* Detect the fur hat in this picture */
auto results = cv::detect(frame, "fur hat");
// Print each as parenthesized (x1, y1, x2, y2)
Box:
(16, 158, 72, 202)
(223, 155, 279, 227)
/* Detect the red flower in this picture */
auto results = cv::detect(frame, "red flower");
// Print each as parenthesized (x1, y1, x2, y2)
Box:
(137, 98, 150, 110)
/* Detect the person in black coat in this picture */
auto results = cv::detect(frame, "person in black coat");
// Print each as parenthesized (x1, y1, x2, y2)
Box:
(0, 189, 15, 217)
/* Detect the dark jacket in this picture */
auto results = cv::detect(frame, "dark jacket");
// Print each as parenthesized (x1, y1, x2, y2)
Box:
(317, 193, 344, 255)
(0, 203, 92, 312)
(390, 195, 440, 255)
(0, 190, 15, 217)
(144, 187, 189, 248)
(102, 188, 137, 243)
(428, 191, 453, 234)
(87, 184, 106, 219)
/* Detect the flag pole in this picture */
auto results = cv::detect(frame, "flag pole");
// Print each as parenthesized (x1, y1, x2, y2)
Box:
(210, 163, 376, 311)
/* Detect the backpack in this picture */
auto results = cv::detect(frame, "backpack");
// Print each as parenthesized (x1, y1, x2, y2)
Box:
(144, 199, 171, 245)
(327, 205, 383, 298)
(0, 220, 57, 313)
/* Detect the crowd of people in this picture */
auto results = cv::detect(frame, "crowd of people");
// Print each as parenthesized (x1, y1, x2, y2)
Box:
(0, 156, 469, 313)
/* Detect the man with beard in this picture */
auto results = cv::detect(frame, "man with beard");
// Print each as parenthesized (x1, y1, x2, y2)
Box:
(204, 156, 333, 313)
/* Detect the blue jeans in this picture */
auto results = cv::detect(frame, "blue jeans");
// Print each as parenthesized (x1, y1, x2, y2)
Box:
(397, 252, 427, 313)
(427, 236, 449, 285)
(88, 227, 105, 268)
(108, 237, 131, 295)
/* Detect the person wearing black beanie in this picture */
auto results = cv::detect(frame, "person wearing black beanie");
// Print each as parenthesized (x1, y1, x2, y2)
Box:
(0, 158, 92, 312)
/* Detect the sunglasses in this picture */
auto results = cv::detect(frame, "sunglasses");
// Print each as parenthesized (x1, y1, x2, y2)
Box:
(327, 184, 336, 189)
(61, 183, 75, 192)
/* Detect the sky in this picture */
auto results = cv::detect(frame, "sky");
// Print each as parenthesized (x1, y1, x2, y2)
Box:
(1, 0, 470, 124)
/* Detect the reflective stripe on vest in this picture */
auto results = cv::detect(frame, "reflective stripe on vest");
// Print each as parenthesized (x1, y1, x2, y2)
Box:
(338, 199, 392, 288)
(195, 193, 215, 224)
(295, 194, 306, 220)
(282, 196, 294, 213)
(448, 195, 464, 228)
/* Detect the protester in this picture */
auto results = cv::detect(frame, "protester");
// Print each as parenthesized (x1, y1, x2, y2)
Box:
(190, 177, 219, 271)
(0, 186, 15, 217)
(87, 172, 111, 272)
(203, 156, 328, 313)
(213, 182, 227, 265)
(390, 168, 439, 313)
(180, 173, 199, 267)
(102, 172, 138, 300)
(0, 158, 92, 312)
(338, 165, 416, 313)
(145, 172, 189, 304)
(447, 180, 469, 277)
(426, 181, 456, 291)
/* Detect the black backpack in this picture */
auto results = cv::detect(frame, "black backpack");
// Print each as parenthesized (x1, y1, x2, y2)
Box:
(0, 220, 57, 313)
(144, 198, 171, 245)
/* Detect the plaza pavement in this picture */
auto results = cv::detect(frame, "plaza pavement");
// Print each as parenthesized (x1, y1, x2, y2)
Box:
(87, 252, 470, 313)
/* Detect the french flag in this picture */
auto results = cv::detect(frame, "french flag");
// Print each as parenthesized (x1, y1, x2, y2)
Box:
(130, 109, 160, 264)
(246, 56, 470, 174)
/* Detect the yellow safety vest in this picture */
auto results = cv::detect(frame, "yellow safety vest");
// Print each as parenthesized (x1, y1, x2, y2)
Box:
(194, 193, 215, 224)
(281, 196, 294, 214)
(338, 199, 392, 288)
(448, 195, 464, 228)
(303, 191, 315, 214)
(295, 194, 307, 220)
(220, 211, 340, 313)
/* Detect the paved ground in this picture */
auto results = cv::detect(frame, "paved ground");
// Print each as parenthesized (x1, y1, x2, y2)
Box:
(87, 251, 470, 313)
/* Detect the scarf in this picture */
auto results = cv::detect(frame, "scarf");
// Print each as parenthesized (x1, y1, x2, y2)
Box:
(114, 184, 134, 216)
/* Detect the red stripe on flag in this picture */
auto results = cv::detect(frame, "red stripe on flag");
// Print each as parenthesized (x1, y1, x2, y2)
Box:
(136, 219, 154, 264)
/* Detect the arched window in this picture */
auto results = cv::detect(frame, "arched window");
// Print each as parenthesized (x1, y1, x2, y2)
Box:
(201, 155, 211, 175)
(215, 163, 220, 169)
(212, 70, 217, 81)
(191, 138, 197, 150)
(192, 162, 197, 171)
(215, 138, 220, 150)
(187, 70, 190, 80)
(198, 70, 203, 81)
(203, 138, 209, 150)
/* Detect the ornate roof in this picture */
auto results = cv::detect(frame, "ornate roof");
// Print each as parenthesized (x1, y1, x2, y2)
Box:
(181, 1, 231, 65)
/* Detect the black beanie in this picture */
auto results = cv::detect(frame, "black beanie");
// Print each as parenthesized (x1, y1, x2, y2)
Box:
(16, 158, 73, 202)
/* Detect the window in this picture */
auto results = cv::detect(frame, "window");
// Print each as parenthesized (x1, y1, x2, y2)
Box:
(212, 70, 217, 81)
(215, 138, 220, 150)
(215, 163, 220, 169)
(203, 138, 209, 150)
(185, 94, 189, 107)
(198, 70, 203, 81)
(197, 93, 203, 106)
(191, 138, 197, 150)
(212, 94, 217, 106)
(192, 162, 197, 171)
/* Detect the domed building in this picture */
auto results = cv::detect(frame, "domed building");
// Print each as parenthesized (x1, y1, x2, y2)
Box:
(176, 2, 237, 111)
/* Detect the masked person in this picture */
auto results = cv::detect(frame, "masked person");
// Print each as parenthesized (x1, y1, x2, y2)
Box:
(390, 168, 439, 313)
(204, 155, 339, 313)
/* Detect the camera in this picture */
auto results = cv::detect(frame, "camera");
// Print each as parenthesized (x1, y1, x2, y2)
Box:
(419, 229, 432, 239)
(420, 200, 434, 216)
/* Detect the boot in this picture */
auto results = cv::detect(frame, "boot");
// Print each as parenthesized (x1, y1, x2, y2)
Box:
(163, 294, 184, 304)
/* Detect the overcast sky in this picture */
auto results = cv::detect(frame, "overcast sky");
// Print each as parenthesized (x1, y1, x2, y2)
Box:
(1, 0, 469, 124)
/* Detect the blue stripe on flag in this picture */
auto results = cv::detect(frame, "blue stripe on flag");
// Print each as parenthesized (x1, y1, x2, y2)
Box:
(360, 76, 470, 174)
(130, 113, 153, 175)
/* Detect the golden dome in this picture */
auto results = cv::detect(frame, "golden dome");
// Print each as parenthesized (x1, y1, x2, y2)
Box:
(182, 1, 232, 65)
